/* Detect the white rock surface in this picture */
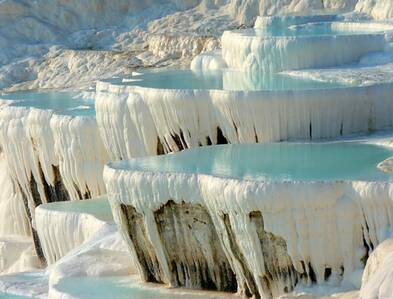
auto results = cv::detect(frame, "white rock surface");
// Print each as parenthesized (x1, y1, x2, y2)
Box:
(0, 0, 392, 91)
(190, 51, 227, 70)
(360, 238, 393, 299)
(96, 80, 393, 161)
(0, 153, 30, 238)
(104, 159, 393, 298)
(35, 197, 113, 265)
(0, 106, 108, 216)
(222, 23, 388, 73)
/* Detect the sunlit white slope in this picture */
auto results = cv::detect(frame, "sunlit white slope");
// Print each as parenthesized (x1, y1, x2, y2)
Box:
(360, 238, 393, 298)
(35, 197, 113, 265)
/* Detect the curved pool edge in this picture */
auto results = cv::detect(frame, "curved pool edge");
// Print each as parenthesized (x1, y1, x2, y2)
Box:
(35, 197, 113, 265)
(103, 153, 393, 298)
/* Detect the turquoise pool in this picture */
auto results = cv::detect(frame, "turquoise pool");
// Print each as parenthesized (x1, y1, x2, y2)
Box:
(111, 142, 393, 181)
(112, 69, 346, 91)
(0, 91, 95, 116)
(55, 276, 236, 299)
(40, 197, 112, 223)
(237, 22, 387, 37)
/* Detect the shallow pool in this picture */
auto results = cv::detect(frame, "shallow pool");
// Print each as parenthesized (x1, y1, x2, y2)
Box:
(0, 90, 95, 116)
(112, 142, 393, 181)
(113, 69, 346, 91)
(237, 22, 388, 37)
(55, 276, 236, 299)
(41, 197, 112, 223)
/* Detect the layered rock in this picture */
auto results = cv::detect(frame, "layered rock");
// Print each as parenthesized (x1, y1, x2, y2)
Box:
(96, 80, 393, 161)
(0, 105, 108, 264)
(104, 147, 393, 298)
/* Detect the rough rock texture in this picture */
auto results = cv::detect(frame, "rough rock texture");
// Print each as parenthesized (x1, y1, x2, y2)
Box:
(154, 201, 237, 291)
(104, 161, 393, 298)
(118, 204, 164, 283)
(0, 0, 392, 91)
(96, 81, 393, 161)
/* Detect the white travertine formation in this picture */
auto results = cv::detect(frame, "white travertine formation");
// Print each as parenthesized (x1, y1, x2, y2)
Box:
(104, 162, 393, 298)
(0, 105, 108, 265)
(377, 157, 393, 173)
(96, 81, 393, 161)
(190, 51, 227, 70)
(355, 0, 393, 20)
(360, 238, 393, 299)
(35, 197, 113, 264)
(50, 115, 108, 200)
(0, 153, 30, 238)
(221, 23, 388, 73)
(0, 106, 108, 207)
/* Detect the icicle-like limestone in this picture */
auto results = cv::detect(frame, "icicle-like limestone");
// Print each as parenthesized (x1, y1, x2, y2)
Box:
(104, 152, 393, 298)
(96, 81, 393, 161)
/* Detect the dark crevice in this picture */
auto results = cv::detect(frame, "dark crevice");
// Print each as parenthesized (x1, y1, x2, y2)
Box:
(250, 211, 298, 297)
(171, 129, 187, 151)
(308, 262, 317, 283)
(29, 172, 43, 207)
(17, 183, 46, 267)
(361, 234, 370, 266)
(309, 122, 312, 140)
(156, 137, 165, 155)
(340, 122, 344, 136)
(254, 126, 259, 143)
(216, 127, 228, 144)
(324, 267, 332, 281)
(42, 165, 70, 203)
(74, 183, 83, 200)
(83, 186, 91, 199)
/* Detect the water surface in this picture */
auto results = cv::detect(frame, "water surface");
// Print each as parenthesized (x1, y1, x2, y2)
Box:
(0, 91, 95, 116)
(56, 276, 236, 299)
(235, 22, 386, 37)
(40, 197, 112, 223)
(112, 142, 393, 181)
(111, 69, 347, 91)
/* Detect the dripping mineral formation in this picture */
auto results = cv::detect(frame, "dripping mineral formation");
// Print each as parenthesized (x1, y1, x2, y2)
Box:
(104, 143, 393, 299)
(1, 1, 393, 298)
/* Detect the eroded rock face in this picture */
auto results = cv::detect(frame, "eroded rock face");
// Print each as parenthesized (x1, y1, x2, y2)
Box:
(119, 204, 164, 283)
(117, 200, 303, 298)
(119, 201, 237, 291)
(154, 200, 237, 291)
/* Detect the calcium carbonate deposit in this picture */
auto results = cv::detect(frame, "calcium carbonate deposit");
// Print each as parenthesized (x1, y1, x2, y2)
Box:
(1, 1, 393, 298)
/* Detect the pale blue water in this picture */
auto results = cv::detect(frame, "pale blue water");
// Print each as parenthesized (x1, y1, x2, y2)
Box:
(0, 271, 47, 299)
(0, 91, 95, 116)
(260, 14, 338, 28)
(42, 197, 113, 223)
(236, 22, 385, 37)
(112, 69, 346, 91)
(56, 276, 234, 299)
(111, 143, 393, 181)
